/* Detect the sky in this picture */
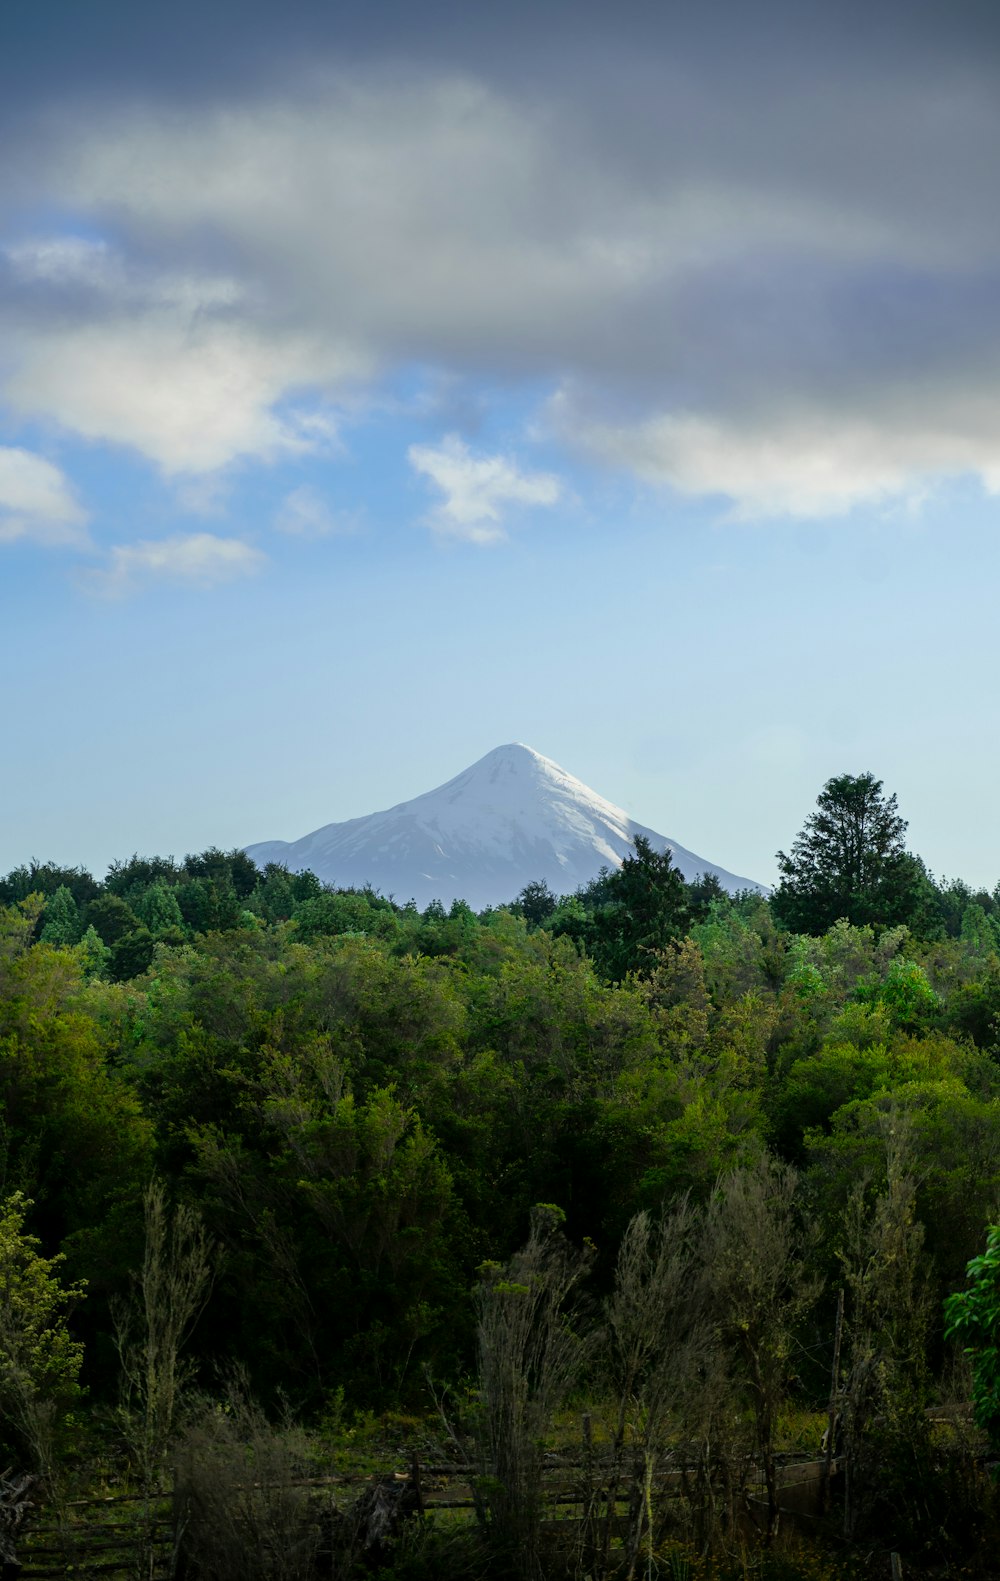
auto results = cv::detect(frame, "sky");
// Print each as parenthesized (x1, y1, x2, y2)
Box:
(4, 0, 1000, 890)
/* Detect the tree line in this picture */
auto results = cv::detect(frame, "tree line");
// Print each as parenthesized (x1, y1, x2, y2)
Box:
(2, 772, 1000, 1574)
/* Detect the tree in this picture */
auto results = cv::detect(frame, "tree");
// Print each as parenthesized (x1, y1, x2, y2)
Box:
(39, 886, 81, 947)
(108, 926, 156, 981)
(772, 773, 931, 934)
(591, 835, 690, 981)
(0, 863, 99, 910)
(183, 847, 258, 900)
(134, 881, 185, 938)
(513, 880, 559, 928)
(944, 1224, 1000, 1454)
(0, 1193, 85, 1482)
(76, 924, 110, 980)
(85, 892, 141, 945)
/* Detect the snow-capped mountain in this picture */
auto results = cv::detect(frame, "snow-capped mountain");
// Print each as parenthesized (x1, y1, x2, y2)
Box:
(245, 743, 764, 910)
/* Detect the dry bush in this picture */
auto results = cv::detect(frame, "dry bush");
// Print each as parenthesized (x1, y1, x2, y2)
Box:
(701, 1157, 821, 1545)
(474, 1204, 595, 1580)
(601, 1199, 717, 1575)
(173, 1385, 333, 1581)
(837, 1113, 933, 1544)
(115, 1180, 213, 1494)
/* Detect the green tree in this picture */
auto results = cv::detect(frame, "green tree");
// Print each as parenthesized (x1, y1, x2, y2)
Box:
(945, 1225, 1000, 1452)
(104, 855, 181, 897)
(76, 924, 110, 980)
(772, 772, 932, 934)
(177, 877, 241, 934)
(39, 885, 82, 947)
(108, 927, 156, 982)
(590, 835, 690, 981)
(0, 1192, 86, 1481)
(513, 880, 559, 927)
(134, 881, 185, 939)
(183, 847, 258, 900)
(85, 893, 141, 945)
(0, 863, 99, 910)
(857, 956, 940, 1033)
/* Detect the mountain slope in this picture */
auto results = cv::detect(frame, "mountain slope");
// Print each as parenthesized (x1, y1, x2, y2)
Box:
(245, 743, 764, 909)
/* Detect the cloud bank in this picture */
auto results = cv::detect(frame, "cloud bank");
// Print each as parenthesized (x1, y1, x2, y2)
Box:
(4, 11, 1000, 518)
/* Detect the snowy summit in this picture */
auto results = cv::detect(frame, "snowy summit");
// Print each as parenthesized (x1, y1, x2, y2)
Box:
(245, 744, 764, 910)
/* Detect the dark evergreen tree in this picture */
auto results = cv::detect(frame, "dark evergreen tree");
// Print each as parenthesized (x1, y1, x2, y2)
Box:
(183, 847, 259, 899)
(591, 834, 689, 980)
(513, 879, 559, 927)
(772, 772, 935, 934)
(85, 893, 141, 945)
(0, 862, 99, 909)
(686, 870, 727, 923)
(108, 926, 156, 981)
(104, 855, 181, 896)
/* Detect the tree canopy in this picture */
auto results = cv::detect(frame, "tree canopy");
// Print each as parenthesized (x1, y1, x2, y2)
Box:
(772, 772, 935, 934)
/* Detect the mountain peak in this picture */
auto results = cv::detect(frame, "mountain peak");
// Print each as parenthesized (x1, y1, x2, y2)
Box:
(246, 747, 764, 909)
(468, 742, 552, 771)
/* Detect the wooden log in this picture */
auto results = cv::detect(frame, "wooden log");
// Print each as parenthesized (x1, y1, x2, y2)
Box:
(0, 1471, 35, 1574)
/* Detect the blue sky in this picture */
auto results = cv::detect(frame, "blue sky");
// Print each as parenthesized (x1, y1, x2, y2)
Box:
(4, 0, 1000, 889)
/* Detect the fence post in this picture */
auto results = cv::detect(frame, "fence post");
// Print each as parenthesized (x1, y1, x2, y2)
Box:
(822, 1288, 845, 1514)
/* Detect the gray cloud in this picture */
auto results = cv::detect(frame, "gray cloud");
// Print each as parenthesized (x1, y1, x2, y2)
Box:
(4, 5, 1000, 513)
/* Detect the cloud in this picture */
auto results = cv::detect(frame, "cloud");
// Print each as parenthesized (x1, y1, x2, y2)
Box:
(5, 235, 123, 290)
(2, 294, 356, 476)
(408, 434, 561, 542)
(5, 50, 1000, 510)
(0, 446, 89, 546)
(274, 484, 355, 537)
(86, 532, 265, 595)
(556, 390, 1000, 519)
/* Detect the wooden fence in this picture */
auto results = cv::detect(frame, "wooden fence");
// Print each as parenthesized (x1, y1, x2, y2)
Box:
(9, 1453, 838, 1578)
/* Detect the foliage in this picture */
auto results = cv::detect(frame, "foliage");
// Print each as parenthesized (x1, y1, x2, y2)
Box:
(0, 1191, 86, 1479)
(945, 1225, 1000, 1452)
(773, 772, 933, 934)
(3, 819, 1000, 1563)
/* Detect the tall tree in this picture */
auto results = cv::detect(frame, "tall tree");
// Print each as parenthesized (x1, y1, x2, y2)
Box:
(591, 835, 690, 981)
(772, 772, 932, 934)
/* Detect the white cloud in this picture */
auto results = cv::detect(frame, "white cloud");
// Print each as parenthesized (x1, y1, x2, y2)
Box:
(408, 434, 561, 542)
(274, 484, 355, 537)
(4, 309, 356, 476)
(556, 394, 1000, 520)
(0, 447, 89, 546)
(86, 532, 265, 596)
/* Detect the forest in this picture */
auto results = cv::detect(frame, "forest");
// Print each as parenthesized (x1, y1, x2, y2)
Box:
(3, 773, 1000, 1579)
